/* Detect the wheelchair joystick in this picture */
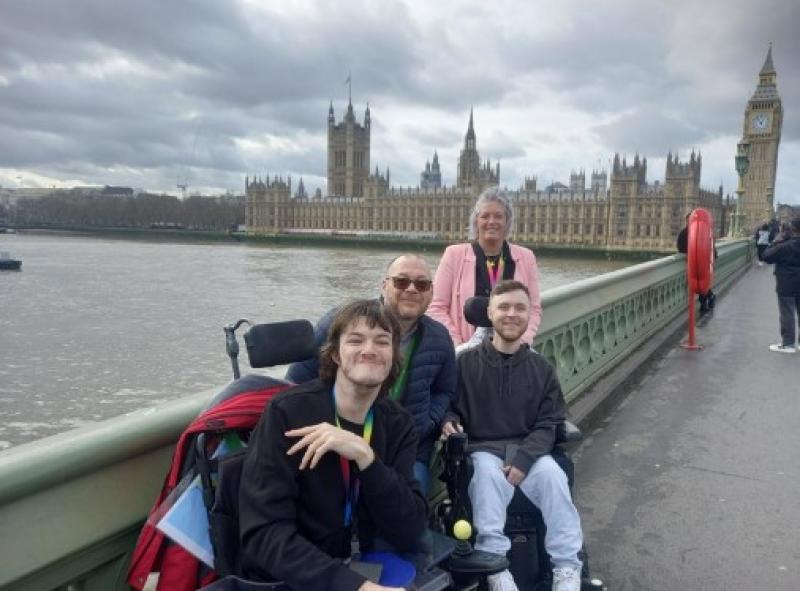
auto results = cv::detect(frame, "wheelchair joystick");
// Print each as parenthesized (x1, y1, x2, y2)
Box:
(452, 520, 473, 556)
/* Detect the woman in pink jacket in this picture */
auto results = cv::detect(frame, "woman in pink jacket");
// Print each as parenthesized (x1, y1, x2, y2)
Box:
(428, 187, 542, 346)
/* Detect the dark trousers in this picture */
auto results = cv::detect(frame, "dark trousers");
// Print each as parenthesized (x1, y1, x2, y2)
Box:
(777, 295, 800, 346)
(699, 290, 715, 312)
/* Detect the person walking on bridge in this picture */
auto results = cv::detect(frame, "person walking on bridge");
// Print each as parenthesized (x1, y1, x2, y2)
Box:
(761, 217, 800, 354)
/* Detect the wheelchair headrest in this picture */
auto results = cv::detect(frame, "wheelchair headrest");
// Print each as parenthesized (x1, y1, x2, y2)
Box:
(463, 296, 492, 328)
(244, 320, 317, 368)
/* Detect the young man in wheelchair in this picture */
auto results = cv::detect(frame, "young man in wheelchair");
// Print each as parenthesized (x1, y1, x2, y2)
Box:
(238, 300, 427, 591)
(441, 280, 584, 591)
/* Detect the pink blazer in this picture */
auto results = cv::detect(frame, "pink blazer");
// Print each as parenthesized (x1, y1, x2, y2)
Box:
(427, 242, 542, 345)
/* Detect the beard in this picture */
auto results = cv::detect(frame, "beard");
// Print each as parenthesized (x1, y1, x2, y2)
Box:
(494, 321, 526, 343)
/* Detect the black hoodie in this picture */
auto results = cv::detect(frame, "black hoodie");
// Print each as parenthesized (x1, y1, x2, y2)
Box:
(445, 339, 566, 475)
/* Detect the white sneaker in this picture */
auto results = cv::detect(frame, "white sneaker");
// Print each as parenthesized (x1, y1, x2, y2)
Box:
(769, 343, 797, 354)
(487, 568, 519, 591)
(552, 566, 581, 591)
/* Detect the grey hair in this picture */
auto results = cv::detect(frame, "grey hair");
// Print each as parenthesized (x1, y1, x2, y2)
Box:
(468, 186, 514, 241)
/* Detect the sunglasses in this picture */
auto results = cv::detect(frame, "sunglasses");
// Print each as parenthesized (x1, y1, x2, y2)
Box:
(387, 276, 433, 292)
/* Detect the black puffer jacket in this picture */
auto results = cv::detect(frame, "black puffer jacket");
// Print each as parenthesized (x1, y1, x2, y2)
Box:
(762, 236, 800, 296)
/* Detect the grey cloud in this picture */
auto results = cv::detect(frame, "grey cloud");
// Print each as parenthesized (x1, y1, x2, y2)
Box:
(0, 0, 796, 201)
(592, 107, 701, 156)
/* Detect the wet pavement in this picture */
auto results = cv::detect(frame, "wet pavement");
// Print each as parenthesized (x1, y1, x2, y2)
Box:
(573, 264, 800, 590)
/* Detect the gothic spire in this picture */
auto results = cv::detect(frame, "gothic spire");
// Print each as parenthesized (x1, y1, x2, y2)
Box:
(466, 107, 475, 141)
(760, 43, 775, 75)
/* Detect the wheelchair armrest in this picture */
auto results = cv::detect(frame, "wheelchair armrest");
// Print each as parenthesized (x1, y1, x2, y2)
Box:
(555, 420, 582, 444)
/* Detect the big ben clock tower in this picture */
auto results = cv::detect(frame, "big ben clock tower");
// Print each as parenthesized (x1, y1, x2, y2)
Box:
(740, 44, 783, 230)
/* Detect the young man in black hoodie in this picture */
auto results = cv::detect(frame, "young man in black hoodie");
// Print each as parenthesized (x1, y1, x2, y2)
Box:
(442, 280, 583, 591)
(761, 217, 800, 353)
(239, 300, 427, 591)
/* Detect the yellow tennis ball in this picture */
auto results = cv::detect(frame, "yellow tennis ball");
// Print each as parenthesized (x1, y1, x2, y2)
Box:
(453, 519, 472, 540)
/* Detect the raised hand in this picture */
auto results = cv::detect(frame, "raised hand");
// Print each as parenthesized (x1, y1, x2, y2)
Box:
(286, 423, 375, 470)
(440, 420, 463, 439)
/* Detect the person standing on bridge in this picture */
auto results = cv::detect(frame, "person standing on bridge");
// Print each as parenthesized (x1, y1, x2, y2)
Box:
(676, 212, 717, 314)
(427, 187, 543, 348)
(754, 223, 772, 266)
(761, 217, 800, 354)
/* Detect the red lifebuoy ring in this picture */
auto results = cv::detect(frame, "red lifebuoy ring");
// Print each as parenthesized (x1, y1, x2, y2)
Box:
(687, 208, 714, 295)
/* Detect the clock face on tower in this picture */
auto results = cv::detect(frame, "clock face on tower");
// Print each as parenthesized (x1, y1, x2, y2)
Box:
(751, 113, 770, 133)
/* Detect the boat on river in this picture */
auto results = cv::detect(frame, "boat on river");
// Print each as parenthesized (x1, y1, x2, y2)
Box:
(0, 251, 22, 270)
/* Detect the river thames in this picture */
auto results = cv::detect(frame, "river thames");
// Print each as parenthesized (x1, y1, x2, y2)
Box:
(0, 230, 631, 448)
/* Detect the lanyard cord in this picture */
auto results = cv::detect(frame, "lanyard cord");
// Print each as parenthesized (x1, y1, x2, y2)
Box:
(486, 255, 505, 288)
(331, 386, 374, 526)
(389, 331, 420, 401)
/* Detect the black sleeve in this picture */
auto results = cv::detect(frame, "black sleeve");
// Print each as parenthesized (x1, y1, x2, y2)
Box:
(285, 308, 336, 383)
(238, 402, 366, 591)
(512, 363, 566, 475)
(427, 338, 457, 433)
(761, 242, 785, 264)
(358, 413, 427, 551)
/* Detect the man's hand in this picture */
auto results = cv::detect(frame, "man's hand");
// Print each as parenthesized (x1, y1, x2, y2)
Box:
(359, 581, 404, 591)
(286, 423, 375, 470)
(440, 420, 463, 439)
(502, 464, 525, 486)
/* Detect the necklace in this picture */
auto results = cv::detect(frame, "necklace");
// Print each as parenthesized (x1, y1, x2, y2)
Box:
(486, 255, 504, 288)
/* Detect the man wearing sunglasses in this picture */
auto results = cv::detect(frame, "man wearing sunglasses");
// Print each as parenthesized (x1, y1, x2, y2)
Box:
(287, 254, 456, 494)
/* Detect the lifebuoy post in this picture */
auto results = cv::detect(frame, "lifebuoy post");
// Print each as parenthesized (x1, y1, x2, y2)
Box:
(681, 208, 715, 350)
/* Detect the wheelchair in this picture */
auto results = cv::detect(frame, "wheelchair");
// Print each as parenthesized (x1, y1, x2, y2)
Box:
(431, 297, 605, 590)
(196, 318, 457, 591)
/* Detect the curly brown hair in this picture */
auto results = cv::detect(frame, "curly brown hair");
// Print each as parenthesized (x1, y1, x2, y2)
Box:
(318, 299, 402, 397)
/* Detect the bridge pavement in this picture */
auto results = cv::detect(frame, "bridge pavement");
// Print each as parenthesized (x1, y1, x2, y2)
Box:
(572, 264, 800, 591)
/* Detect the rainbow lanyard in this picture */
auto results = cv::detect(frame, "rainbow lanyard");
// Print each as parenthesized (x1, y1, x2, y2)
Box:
(330, 387, 374, 527)
(486, 256, 505, 288)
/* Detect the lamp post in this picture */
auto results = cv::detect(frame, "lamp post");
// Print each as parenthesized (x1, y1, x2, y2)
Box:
(732, 139, 750, 237)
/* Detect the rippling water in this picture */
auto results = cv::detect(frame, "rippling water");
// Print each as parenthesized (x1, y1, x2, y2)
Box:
(0, 230, 629, 448)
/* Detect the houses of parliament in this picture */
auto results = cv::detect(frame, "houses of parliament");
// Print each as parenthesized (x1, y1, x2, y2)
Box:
(245, 48, 782, 252)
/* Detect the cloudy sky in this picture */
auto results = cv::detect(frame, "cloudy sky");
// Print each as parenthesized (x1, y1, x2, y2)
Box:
(1, 0, 798, 204)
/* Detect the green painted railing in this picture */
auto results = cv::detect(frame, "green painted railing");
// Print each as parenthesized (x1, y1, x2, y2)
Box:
(0, 391, 216, 591)
(536, 238, 753, 401)
(0, 239, 753, 591)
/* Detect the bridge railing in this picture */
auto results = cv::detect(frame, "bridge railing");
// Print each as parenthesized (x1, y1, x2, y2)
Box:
(0, 239, 753, 591)
(537, 238, 753, 401)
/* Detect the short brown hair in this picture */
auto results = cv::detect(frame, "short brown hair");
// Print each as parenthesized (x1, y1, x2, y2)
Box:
(318, 299, 402, 397)
(490, 279, 530, 300)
